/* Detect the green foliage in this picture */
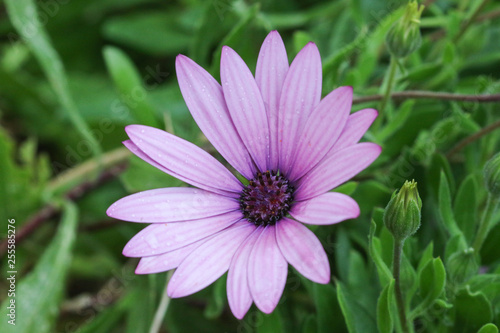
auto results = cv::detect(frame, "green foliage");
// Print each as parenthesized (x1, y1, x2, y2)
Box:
(2, 0, 500, 331)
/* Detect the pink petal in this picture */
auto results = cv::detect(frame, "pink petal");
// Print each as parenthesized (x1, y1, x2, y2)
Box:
(332, 108, 378, 152)
(227, 228, 262, 319)
(290, 192, 360, 225)
(122, 211, 243, 257)
(278, 42, 322, 175)
(288, 86, 352, 181)
(275, 218, 330, 283)
(107, 187, 239, 223)
(255, 31, 289, 171)
(221, 46, 270, 172)
(176, 55, 256, 179)
(295, 143, 382, 201)
(126, 125, 242, 195)
(135, 241, 200, 274)
(248, 225, 288, 314)
(167, 222, 256, 298)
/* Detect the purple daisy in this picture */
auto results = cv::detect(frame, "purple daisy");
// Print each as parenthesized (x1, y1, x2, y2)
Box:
(107, 31, 381, 319)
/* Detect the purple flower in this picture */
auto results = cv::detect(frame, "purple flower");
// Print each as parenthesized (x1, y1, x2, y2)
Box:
(107, 31, 381, 319)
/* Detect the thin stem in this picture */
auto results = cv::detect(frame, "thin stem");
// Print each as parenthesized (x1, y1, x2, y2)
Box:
(379, 56, 399, 117)
(446, 119, 500, 159)
(393, 238, 409, 333)
(472, 194, 500, 251)
(353, 91, 500, 104)
(149, 271, 174, 333)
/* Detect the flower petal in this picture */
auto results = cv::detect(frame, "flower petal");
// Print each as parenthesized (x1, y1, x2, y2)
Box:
(255, 31, 289, 171)
(123, 211, 243, 257)
(126, 125, 242, 195)
(135, 241, 200, 274)
(248, 225, 288, 314)
(227, 228, 262, 319)
(276, 218, 330, 283)
(295, 143, 382, 201)
(167, 222, 256, 298)
(107, 188, 239, 223)
(221, 46, 270, 172)
(176, 55, 256, 179)
(288, 86, 352, 181)
(290, 192, 360, 225)
(332, 108, 378, 152)
(278, 42, 322, 174)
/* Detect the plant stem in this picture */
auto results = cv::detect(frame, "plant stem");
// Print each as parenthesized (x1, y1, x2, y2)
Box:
(393, 238, 409, 333)
(149, 271, 173, 333)
(446, 119, 500, 159)
(472, 194, 500, 251)
(379, 56, 399, 119)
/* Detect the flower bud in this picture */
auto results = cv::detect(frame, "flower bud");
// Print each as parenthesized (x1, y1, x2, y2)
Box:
(386, 1, 424, 58)
(446, 248, 479, 285)
(484, 152, 500, 198)
(384, 180, 422, 241)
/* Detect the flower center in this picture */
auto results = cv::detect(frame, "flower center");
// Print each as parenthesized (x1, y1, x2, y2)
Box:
(240, 170, 295, 226)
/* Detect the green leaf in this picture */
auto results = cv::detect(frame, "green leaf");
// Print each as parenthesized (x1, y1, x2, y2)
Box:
(438, 171, 464, 238)
(336, 281, 377, 333)
(368, 220, 392, 287)
(454, 174, 478, 243)
(333, 181, 358, 195)
(103, 46, 160, 127)
(416, 242, 434, 274)
(125, 276, 156, 333)
(377, 279, 395, 333)
(256, 309, 285, 333)
(0, 202, 78, 333)
(5, 0, 101, 156)
(478, 323, 499, 333)
(454, 287, 493, 332)
(102, 12, 192, 56)
(313, 283, 346, 333)
(411, 257, 446, 319)
(301, 315, 317, 333)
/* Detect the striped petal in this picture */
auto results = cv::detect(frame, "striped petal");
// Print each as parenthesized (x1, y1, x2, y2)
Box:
(227, 228, 262, 319)
(107, 188, 239, 223)
(331, 108, 378, 153)
(288, 86, 352, 181)
(295, 143, 382, 201)
(176, 55, 256, 179)
(167, 223, 256, 298)
(221, 46, 269, 172)
(290, 192, 360, 225)
(248, 225, 288, 313)
(255, 31, 289, 171)
(276, 218, 330, 283)
(135, 241, 200, 274)
(123, 211, 243, 257)
(126, 125, 242, 195)
(278, 42, 322, 175)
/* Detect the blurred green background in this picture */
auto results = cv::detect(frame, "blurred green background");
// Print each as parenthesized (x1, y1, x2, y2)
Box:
(1, 0, 500, 332)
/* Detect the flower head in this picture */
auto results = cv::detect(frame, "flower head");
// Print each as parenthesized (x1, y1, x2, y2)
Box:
(384, 180, 422, 241)
(107, 31, 381, 318)
(386, 0, 424, 58)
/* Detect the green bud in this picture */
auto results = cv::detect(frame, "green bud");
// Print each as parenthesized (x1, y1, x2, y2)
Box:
(386, 1, 424, 58)
(484, 152, 500, 198)
(384, 180, 422, 241)
(446, 248, 479, 285)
